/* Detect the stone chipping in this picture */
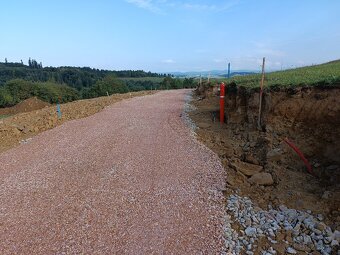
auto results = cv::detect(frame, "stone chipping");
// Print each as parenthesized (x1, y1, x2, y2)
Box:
(225, 194, 340, 254)
(0, 90, 227, 254)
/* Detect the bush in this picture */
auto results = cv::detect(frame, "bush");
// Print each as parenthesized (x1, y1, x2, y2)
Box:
(0, 87, 14, 107)
(83, 75, 129, 98)
(4, 79, 35, 104)
(0, 79, 80, 107)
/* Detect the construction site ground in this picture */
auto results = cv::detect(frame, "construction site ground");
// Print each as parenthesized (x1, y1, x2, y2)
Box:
(190, 86, 340, 227)
(0, 88, 339, 254)
(0, 91, 154, 153)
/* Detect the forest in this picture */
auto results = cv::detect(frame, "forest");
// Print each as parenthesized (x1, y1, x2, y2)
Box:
(0, 59, 196, 107)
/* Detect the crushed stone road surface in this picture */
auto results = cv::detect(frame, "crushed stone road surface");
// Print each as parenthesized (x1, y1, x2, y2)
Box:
(0, 90, 226, 254)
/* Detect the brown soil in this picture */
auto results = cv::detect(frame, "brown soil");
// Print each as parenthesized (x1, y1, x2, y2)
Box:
(0, 97, 50, 115)
(0, 91, 155, 153)
(190, 85, 340, 230)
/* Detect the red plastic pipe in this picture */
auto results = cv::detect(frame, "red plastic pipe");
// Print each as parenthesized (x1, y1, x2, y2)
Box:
(220, 82, 225, 123)
(283, 138, 315, 176)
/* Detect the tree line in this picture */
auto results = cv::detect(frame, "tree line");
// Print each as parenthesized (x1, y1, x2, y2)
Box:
(0, 59, 167, 89)
(0, 59, 197, 108)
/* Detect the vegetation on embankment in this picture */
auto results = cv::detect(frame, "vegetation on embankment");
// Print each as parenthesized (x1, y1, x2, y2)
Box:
(225, 60, 340, 89)
(0, 79, 79, 107)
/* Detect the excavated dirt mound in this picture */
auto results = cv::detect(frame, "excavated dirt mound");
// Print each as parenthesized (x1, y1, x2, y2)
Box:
(0, 97, 50, 115)
(190, 85, 340, 231)
(0, 91, 155, 153)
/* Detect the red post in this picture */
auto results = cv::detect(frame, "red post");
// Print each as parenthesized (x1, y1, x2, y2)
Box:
(220, 82, 225, 123)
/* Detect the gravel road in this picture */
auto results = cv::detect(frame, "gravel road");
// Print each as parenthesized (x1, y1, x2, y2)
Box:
(0, 90, 226, 254)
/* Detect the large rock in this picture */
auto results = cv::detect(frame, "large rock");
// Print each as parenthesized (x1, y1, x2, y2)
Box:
(11, 124, 25, 131)
(244, 154, 260, 165)
(267, 149, 283, 162)
(197, 122, 211, 129)
(248, 172, 274, 186)
(230, 161, 263, 177)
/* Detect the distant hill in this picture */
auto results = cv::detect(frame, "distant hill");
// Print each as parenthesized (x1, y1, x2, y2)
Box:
(228, 60, 340, 89)
(0, 61, 166, 89)
(169, 70, 257, 78)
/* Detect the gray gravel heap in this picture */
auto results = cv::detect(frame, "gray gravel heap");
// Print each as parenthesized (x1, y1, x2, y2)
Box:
(182, 91, 197, 132)
(225, 194, 340, 255)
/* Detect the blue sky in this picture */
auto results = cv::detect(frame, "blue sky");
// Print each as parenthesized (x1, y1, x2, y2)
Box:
(1, 0, 339, 72)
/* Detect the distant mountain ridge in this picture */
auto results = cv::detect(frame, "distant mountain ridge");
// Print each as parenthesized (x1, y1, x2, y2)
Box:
(169, 69, 257, 78)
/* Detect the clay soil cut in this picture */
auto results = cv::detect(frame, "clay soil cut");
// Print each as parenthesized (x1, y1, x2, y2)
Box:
(0, 90, 226, 254)
(192, 85, 340, 227)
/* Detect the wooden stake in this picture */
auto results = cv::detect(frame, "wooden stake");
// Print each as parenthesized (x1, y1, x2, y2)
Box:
(258, 57, 265, 129)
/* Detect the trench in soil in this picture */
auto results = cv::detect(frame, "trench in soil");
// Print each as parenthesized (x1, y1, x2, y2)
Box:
(190, 85, 340, 230)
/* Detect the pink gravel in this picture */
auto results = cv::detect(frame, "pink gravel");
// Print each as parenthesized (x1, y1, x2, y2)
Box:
(0, 90, 227, 254)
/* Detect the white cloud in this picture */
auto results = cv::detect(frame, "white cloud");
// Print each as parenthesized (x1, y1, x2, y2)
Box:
(213, 59, 225, 63)
(162, 59, 175, 63)
(252, 41, 285, 57)
(125, 0, 164, 14)
(183, 3, 217, 11)
(183, 1, 239, 12)
(257, 48, 285, 57)
(125, 0, 238, 14)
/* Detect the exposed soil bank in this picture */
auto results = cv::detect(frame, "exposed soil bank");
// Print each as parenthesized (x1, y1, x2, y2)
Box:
(225, 86, 340, 166)
(0, 91, 155, 153)
(190, 85, 340, 230)
(0, 97, 50, 116)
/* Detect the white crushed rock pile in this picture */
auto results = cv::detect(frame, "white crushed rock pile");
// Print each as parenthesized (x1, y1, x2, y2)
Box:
(224, 194, 339, 255)
(182, 91, 197, 132)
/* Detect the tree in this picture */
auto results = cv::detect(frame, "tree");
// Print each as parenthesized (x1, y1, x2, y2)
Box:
(161, 76, 172, 90)
(170, 78, 183, 89)
(183, 78, 195, 88)
(0, 87, 14, 107)
(83, 75, 129, 98)
(4, 79, 35, 103)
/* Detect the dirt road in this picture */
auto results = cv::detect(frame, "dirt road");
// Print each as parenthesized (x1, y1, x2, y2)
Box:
(0, 90, 226, 254)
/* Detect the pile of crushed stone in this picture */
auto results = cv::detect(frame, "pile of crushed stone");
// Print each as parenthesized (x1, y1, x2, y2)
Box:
(224, 194, 339, 255)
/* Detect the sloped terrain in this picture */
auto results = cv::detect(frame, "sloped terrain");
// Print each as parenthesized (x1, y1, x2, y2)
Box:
(0, 97, 50, 115)
(190, 85, 340, 254)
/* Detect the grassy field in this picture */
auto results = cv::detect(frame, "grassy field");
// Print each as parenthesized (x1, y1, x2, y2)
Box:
(0, 114, 11, 119)
(225, 60, 340, 89)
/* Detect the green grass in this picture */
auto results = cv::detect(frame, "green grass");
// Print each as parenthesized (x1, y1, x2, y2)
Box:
(0, 114, 11, 119)
(225, 60, 340, 89)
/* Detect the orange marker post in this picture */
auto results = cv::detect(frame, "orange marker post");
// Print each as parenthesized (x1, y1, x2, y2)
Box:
(220, 82, 225, 123)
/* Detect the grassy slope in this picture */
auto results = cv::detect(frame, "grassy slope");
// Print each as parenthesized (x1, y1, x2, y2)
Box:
(228, 60, 340, 89)
(0, 114, 11, 119)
